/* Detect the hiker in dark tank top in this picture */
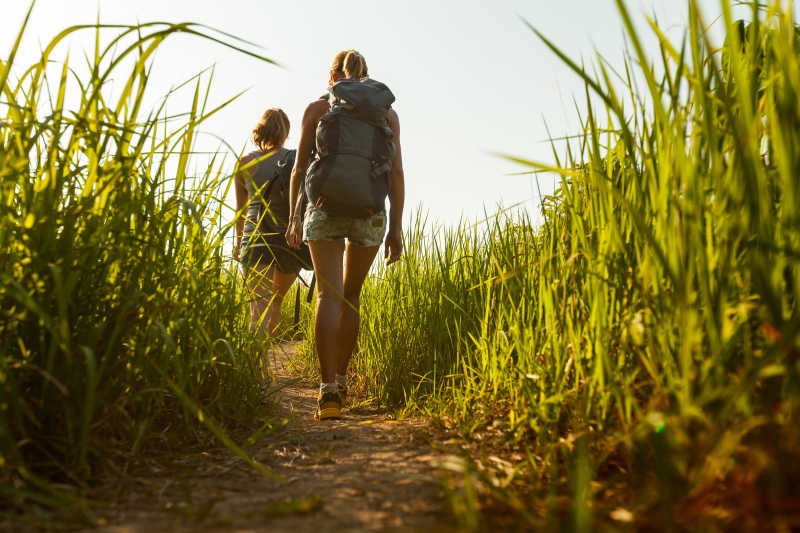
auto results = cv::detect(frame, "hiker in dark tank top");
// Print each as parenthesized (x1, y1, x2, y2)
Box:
(235, 108, 311, 338)
(286, 50, 405, 421)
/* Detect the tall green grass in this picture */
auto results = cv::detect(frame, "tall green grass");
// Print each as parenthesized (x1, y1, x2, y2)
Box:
(299, 0, 800, 528)
(1, 6, 275, 516)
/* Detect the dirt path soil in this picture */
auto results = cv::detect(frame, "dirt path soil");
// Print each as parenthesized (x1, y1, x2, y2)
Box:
(85, 342, 454, 532)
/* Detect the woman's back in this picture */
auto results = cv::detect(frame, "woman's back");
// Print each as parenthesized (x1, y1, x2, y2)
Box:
(284, 49, 405, 421)
(235, 106, 310, 341)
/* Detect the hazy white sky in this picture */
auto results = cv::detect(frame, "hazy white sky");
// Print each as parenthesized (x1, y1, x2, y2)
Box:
(2, 0, 775, 228)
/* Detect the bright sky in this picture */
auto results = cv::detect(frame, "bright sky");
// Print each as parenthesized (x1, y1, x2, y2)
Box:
(2, 0, 779, 229)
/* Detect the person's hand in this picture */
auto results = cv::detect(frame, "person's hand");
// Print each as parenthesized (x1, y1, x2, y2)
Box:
(384, 228, 403, 265)
(285, 216, 303, 250)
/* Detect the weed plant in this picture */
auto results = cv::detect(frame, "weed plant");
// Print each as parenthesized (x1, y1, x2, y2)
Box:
(0, 7, 275, 516)
(299, 0, 800, 528)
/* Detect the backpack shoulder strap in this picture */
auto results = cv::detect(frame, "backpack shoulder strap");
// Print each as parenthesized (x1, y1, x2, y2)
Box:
(278, 149, 297, 172)
(262, 149, 295, 200)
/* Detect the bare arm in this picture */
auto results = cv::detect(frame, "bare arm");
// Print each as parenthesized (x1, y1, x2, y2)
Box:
(385, 109, 405, 264)
(234, 154, 255, 258)
(286, 99, 329, 248)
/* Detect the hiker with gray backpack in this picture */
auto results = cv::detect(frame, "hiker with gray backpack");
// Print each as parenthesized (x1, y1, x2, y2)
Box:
(286, 50, 405, 420)
(235, 108, 312, 339)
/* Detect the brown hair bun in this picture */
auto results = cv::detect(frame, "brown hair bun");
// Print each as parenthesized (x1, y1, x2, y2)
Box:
(252, 108, 289, 152)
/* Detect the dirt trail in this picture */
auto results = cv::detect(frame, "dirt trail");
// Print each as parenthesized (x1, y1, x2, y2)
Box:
(87, 342, 453, 533)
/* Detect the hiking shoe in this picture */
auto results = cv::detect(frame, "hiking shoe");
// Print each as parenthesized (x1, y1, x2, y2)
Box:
(314, 391, 342, 420)
(338, 383, 347, 405)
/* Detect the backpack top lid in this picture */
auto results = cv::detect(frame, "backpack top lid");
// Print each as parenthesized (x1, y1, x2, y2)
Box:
(328, 78, 395, 122)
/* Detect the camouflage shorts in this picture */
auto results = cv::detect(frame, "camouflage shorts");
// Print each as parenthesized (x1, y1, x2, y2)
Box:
(303, 205, 386, 247)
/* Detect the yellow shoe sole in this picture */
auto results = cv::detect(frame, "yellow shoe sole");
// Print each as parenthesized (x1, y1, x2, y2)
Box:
(314, 404, 342, 420)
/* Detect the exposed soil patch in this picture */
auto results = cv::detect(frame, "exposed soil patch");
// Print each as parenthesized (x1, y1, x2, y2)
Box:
(61, 342, 455, 532)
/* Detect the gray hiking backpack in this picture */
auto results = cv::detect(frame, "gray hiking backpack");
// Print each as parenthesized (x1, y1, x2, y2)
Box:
(243, 148, 297, 236)
(305, 78, 395, 218)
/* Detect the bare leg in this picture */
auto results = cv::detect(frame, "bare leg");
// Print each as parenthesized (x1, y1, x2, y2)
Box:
(308, 239, 345, 383)
(246, 261, 274, 339)
(338, 242, 380, 374)
(266, 268, 298, 335)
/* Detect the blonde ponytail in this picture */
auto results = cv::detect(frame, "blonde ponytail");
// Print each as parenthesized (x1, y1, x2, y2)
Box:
(343, 51, 368, 79)
(329, 49, 368, 83)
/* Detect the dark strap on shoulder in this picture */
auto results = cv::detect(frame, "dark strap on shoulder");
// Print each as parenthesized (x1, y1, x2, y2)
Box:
(260, 150, 292, 202)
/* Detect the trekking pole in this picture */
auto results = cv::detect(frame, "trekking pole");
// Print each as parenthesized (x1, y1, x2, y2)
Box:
(293, 272, 314, 331)
(306, 273, 316, 304)
(293, 282, 302, 330)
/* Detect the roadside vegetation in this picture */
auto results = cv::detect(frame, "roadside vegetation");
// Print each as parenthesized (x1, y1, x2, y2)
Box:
(0, 6, 277, 519)
(299, 1, 800, 529)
